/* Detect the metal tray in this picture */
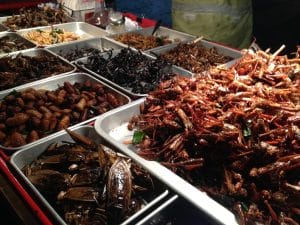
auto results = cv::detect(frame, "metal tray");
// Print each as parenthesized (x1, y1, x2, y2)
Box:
(0, 14, 74, 31)
(0, 72, 130, 151)
(106, 26, 196, 52)
(148, 39, 242, 72)
(46, 37, 124, 63)
(10, 125, 175, 225)
(0, 32, 36, 56)
(0, 48, 76, 95)
(94, 99, 239, 225)
(17, 22, 108, 47)
(75, 49, 193, 98)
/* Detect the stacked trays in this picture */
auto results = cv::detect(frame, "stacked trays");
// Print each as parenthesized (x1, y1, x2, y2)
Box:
(0, 9, 246, 225)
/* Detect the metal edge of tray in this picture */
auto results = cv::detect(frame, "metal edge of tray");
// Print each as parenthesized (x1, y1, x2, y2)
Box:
(0, 14, 74, 31)
(105, 26, 197, 52)
(0, 48, 76, 95)
(0, 72, 131, 151)
(75, 49, 193, 98)
(0, 31, 37, 56)
(46, 37, 125, 63)
(93, 99, 239, 225)
(17, 22, 108, 47)
(10, 125, 175, 225)
(147, 38, 243, 72)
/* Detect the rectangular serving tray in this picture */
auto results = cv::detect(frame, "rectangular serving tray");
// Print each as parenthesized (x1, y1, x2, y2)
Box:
(0, 32, 37, 56)
(93, 99, 239, 225)
(0, 72, 130, 151)
(147, 38, 243, 72)
(0, 48, 76, 95)
(17, 22, 108, 47)
(46, 37, 124, 63)
(10, 125, 175, 225)
(106, 26, 197, 52)
(75, 49, 193, 98)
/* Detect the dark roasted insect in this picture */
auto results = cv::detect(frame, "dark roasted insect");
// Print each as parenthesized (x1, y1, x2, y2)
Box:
(0, 53, 73, 91)
(58, 47, 102, 62)
(159, 42, 232, 73)
(128, 46, 300, 224)
(82, 48, 175, 94)
(23, 130, 156, 225)
(0, 80, 126, 147)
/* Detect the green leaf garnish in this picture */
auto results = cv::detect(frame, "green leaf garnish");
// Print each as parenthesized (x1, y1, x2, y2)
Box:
(132, 130, 145, 145)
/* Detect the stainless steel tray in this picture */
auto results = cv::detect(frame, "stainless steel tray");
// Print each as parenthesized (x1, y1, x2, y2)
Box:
(106, 26, 196, 52)
(0, 48, 76, 95)
(0, 72, 130, 151)
(0, 32, 36, 56)
(17, 22, 108, 47)
(75, 49, 193, 98)
(46, 37, 124, 62)
(0, 14, 74, 31)
(94, 99, 239, 225)
(148, 39, 242, 72)
(10, 125, 175, 225)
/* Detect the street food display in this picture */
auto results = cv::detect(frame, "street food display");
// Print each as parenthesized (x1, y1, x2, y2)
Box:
(1, 4, 299, 225)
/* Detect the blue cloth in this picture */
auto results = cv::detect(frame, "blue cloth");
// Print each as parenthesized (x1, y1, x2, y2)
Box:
(115, 0, 172, 27)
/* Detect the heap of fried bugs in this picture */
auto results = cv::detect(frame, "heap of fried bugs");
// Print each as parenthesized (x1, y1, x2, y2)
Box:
(23, 129, 156, 225)
(128, 45, 300, 224)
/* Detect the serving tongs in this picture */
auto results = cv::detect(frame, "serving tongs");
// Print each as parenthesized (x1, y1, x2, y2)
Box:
(151, 19, 162, 36)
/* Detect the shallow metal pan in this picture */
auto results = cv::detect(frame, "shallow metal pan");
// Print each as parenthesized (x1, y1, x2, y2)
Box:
(0, 48, 76, 95)
(148, 39, 242, 73)
(0, 72, 130, 151)
(106, 26, 196, 52)
(17, 22, 108, 47)
(75, 49, 193, 98)
(93, 99, 239, 225)
(46, 37, 124, 63)
(0, 14, 74, 31)
(10, 125, 175, 225)
(0, 32, 36, 56)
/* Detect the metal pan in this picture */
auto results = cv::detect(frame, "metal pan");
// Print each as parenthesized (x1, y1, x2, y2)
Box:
(0, 48, 76, 95)
(17, 22, 108, 47)
(106, 26, 196, 52)
(75, 49, 193, 98)
(0, 14, 74, 31)
(46, 37, 124, 63)
(0, 72, 130, 151)
(0, 32, 36, 56)
(147, 39, 242, 73)
(10, 125, 175, 225)
(93, 99, 239, 225)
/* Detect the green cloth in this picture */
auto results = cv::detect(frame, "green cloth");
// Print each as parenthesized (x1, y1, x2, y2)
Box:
(172, 0, 253, 49)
